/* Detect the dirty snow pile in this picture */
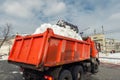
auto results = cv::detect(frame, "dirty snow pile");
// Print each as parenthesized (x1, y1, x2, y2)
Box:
(0, 54, 8, 61)
(0, 45, 9, 61)
(33, 23, 82, 40)
(0, 42, 12, 61)
(99, 53, 120, 65)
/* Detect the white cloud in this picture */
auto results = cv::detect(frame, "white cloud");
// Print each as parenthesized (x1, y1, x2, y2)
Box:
(109, 13, 120, 20)
(2, 0, 66, 18)
(2, 0, 43, 18)
(43, 2, 66, 16)
(22, 0, 44, 11)
(3, 1, 32, 18)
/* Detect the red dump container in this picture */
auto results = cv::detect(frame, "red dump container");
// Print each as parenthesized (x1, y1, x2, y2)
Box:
(8, 28, 91, 68)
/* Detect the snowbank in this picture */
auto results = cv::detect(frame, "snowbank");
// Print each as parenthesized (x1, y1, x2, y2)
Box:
(0, 54, 8, 61)
(99, 53, 120, 65)
(0, 43, 11, 61)
(99, 53, 120, 58)
(33, 23, 82, 40)
(0, 45, 10, 55)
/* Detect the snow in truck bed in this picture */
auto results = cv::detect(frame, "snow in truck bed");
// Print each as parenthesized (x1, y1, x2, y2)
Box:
(33, 23, 82, 40)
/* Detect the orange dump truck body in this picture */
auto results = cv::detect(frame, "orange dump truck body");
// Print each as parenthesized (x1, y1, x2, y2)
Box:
(8, 28, 96, 68)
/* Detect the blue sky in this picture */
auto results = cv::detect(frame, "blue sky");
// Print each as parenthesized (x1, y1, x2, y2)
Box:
(0, 0, 120, 39)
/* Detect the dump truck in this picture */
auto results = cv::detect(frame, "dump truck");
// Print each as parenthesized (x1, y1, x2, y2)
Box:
(8, 21, 99, 80)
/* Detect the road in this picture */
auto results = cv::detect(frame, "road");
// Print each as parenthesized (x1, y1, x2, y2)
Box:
(86, 63, 120, 80)
(0, 61, 23, 80)
(0, 61, 120, 80)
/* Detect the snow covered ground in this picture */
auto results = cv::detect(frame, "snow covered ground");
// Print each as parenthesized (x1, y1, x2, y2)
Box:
(0, 43, 11, 61)
(0, 54, 8, 61)
(99, 53, 120, 65)
(0, 45, 10, 55)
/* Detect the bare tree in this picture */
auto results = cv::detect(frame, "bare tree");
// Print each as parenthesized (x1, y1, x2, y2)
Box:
(0, 23, 12, 48)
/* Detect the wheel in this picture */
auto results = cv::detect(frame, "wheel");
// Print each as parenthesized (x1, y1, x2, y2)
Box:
(72, 66, 84, 80)
(59, 70, 72, 80)
(91, 62, 99, 73)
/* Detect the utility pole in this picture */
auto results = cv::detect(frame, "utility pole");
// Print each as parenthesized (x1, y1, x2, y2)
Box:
(94, 29, 96, 34)
(102, 25, 104, 34)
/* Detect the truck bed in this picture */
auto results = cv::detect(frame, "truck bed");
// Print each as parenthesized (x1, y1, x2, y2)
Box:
(8, 28, 90, 68)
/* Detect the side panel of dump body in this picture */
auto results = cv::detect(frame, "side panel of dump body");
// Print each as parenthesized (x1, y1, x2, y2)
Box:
(8, 28, 91, 68)
(8, 31, 48, 66)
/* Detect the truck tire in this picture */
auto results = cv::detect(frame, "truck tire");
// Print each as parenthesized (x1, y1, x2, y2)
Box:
(72, 66, 84, 80)
(59, 70, 72, 80)
(91, 62, 99, 74)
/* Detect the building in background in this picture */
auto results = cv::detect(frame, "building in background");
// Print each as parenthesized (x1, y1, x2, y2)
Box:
(90, 34, 120, 53)
(105, 38, 115, 53)
(114, 40, 120, 52)
(90, 34, 106, 53)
